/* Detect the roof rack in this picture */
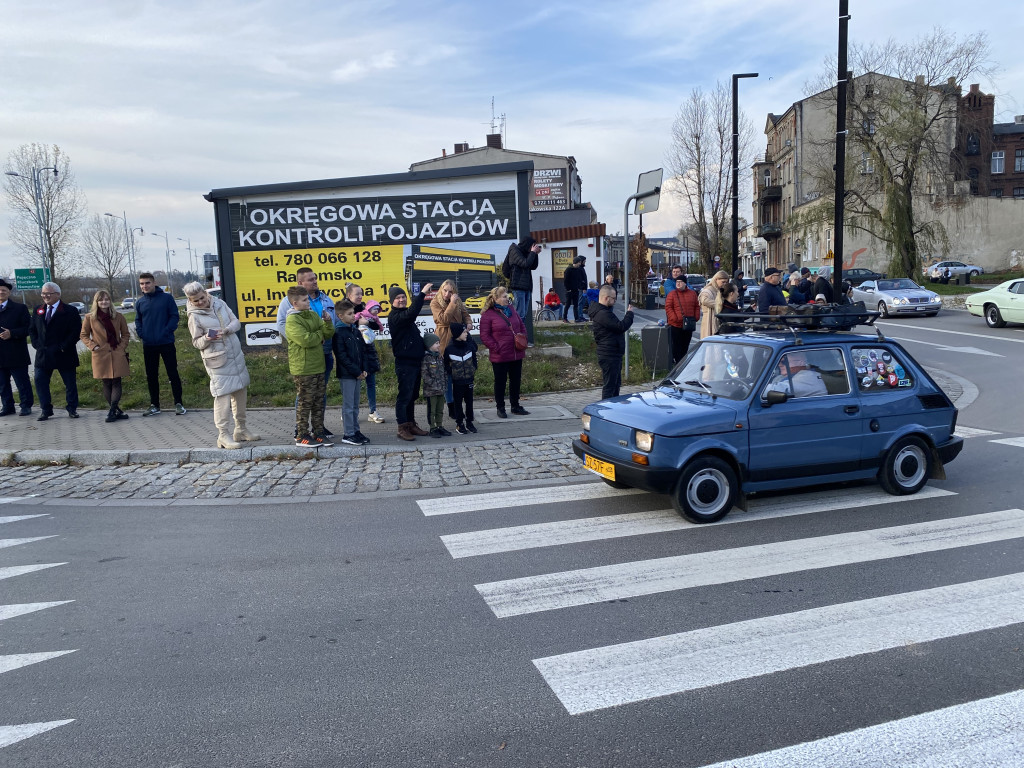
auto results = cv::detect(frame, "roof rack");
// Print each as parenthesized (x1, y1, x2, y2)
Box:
(716, 303, 881, 334)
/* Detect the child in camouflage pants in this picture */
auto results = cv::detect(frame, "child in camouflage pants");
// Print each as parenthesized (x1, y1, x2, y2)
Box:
(284, 286, 335, 446)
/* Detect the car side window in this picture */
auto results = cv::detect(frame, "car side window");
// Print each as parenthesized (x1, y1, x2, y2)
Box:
(853, 347, 913, 392)
(1011, 282, 1024, 295)
(763, 348, 847, 399)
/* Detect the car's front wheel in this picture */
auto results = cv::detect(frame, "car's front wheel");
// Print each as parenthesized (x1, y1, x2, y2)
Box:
(879, 436, 932, 496)
(877, 301, 890, 318)
(985, 304, 1006, 328)
(672, 456, 738, 524)
(970, 270, 980, 277)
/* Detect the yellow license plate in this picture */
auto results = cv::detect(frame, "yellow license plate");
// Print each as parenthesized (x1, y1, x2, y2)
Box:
(584, 454, 615, 480)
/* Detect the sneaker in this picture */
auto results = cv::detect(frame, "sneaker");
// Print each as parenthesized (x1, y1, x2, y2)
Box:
(341, 435, 362, 446)
(367, 411, 385, 423)
(455, 423, 468, 435)
(466, 422, 478, 433)
(510, 405, 530, 416)
(314, 434, 334, 447)
(322, 427, 334, 437)
(496, 407, 507, 419)
(429, 427, 444, 438)
(438, 426, 452, 437)
(295, 435, 315, 447)
(174, 403, 187, 415)
(354, 431, 371, 445)
(143, 405, 161, 417)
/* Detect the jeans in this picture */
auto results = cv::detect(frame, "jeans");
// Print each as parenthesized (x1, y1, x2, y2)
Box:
(143, 343, 184, 408)
(339, 376, 360, 437)
(394, 361, 421, 425)
(599, 356, 622, 399)
(0, 365, 33, 412)
(366, 372, 377, 412)
(35, 365, 78, 414)
(563, 290, 580, 321)
(491, 359, 522, 410)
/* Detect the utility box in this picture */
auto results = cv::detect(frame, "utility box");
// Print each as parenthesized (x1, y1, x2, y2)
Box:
(640, 325, 673, 375)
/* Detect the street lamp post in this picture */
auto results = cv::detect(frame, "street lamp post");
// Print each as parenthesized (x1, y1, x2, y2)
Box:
(176, 237, 194, 279)
(732, 72, 758, 277)
(5, 166, 58, 275)
(150, 232, 173, 291)
(104, 211, 143, 298)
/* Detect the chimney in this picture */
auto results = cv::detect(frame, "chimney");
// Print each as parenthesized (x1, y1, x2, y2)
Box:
(1015, 115, 1024, 125)
(486, 133, 503, 149)
(442, 148, 447, 157)
(454, 142, 469, 154)
(970, 83, 980, 93)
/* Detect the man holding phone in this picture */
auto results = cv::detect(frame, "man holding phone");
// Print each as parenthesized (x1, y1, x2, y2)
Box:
(0, 278, 34, 416)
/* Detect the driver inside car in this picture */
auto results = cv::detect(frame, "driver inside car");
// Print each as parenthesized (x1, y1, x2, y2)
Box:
(765, 350, 828, 398)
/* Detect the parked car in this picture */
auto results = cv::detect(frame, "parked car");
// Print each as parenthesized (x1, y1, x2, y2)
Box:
(843, 267, 886, 284)
(740, 278, 759, 308)
(121, 298, 136, 310)
(247, 327, 280, 341)
(68, 302, 87, 314)
(686, 274, 706, 291)
(924, 260, 984, 280)
(964, 278, 1024, 328)
(573, 313, 962, 523)
(852, 278, 943, 318)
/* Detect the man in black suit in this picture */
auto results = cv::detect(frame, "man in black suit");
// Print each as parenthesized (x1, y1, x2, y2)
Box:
(0, 278, 34, 416)
(29, 281, 82, 421)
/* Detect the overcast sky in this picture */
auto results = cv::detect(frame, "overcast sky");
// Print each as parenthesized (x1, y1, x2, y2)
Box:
(2, 0, 1021, 274)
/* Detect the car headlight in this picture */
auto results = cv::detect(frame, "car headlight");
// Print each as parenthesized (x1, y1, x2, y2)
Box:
(931, 295, 942, 303)
(581, 414, 591, 431)
(892, 297, 906, 305)
(635, 430, 654, 452)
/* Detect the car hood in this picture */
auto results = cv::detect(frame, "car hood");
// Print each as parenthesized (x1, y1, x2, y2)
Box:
(587, 388, 743, 436)
(875, 288, 937, 299)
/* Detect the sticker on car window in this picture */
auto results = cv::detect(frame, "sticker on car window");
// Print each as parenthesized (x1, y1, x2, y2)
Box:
(855, 347, 913, 392)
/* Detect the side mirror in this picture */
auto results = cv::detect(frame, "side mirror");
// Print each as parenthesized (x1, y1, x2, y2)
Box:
(763, 389, 789, 407)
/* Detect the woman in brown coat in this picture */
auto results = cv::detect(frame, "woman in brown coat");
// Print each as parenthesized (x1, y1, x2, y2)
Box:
(80, 290, 131, 422)
(430, 279, 473, 418)
(699, 270, 731, 338)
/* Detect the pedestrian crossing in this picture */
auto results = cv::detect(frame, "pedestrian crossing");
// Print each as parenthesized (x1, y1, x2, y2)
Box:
(0, 512, 75, 753)
(419, 479, 1024, 761)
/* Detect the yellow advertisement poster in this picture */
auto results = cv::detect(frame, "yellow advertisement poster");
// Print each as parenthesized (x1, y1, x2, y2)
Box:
(551, 247, 577, 281)
(232, 246, 405, 323)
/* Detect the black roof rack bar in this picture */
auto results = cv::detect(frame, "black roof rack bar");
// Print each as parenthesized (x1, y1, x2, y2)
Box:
(715, 306, 881, 333)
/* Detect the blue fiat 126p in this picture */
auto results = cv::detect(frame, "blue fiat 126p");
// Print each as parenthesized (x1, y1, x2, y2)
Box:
(572, 310, 963, 523)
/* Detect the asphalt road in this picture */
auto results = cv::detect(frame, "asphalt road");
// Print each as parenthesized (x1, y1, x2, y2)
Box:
(2, 308, 1023, 767)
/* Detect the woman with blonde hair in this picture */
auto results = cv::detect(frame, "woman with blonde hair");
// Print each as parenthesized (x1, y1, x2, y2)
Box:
(184, 281, 258, 449)
(80, 289, 131, 422)
(430, 278, 473, 418)
(479, 285, 528, 418)
(699, 270, 731, 337)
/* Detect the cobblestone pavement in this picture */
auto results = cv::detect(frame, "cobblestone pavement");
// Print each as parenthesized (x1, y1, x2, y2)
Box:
(0, 370, 967, 504)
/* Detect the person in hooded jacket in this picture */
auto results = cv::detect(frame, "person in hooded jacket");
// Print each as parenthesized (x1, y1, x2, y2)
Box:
(664, 276, 699, 364)
(388, 283, 433, 441)
(813, 270, 835, 304)
(184, 282, 258, 449)
(506, 236, 541, 344)
(443, 321, 477, 434)
(589, 284, 634, 399)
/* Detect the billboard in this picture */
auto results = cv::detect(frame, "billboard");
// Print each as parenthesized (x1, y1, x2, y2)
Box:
(530, 168, 567, 211)
(208, 165, 531, 344)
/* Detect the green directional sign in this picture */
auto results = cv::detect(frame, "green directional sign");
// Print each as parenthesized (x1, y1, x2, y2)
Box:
(14, 268, 51, 291)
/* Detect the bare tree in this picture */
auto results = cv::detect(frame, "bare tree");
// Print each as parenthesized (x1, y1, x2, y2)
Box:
(2, 143, 87, 279)
(667, 83, 755, 275)
(791, 28, 993, 277)
(628, 231, 650, 299)
(80, 214, 130, 296)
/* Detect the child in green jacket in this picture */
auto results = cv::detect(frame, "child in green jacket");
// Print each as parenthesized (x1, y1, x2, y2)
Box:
(284, 286, 335, 446)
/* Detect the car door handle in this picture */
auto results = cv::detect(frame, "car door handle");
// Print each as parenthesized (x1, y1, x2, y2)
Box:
(844, 405, 860, 414)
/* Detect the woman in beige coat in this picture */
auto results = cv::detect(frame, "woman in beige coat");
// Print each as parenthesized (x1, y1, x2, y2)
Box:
(80, 290, 131, 423)
(429, 279, 472, 354)
(699, 270, 731, 338)
(184, 282, 258, 449)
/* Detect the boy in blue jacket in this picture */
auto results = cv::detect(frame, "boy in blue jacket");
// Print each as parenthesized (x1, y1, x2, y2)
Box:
(333, 300, 369, 445)
(135, 273, 185, 416)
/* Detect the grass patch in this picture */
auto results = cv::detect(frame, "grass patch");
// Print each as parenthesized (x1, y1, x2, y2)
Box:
(49, 311, 654, 410)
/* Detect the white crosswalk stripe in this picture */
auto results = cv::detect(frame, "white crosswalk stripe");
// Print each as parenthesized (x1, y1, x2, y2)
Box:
(0, 564, 66, 582)
(990, 436, 1024, 448)
(476, 508, 1024, 617)
(695, 688, 1024, 768)
(0, 536, 56, 550)
(0, 602, 73, 622)
(0, 651, 77, 676)
(442, 486, 956, 558)
(535, 572, 1024, 714)
(0, 497, 34, 505)
(0, 514, 49, 525)
(417, 483, 645, 516)
(954, 425, 1000, 438)
(0, 721, 75, 749)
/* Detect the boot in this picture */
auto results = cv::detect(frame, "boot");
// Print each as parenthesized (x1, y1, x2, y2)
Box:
(105, 406, 117, 423)
(217, 432, 242, 450)
(409, 422, 429, 436)
(231, 391, 260, 441)
(397, 422, 416, 441)
(213, 394, 240, 449)
(114, 405, 129, 420)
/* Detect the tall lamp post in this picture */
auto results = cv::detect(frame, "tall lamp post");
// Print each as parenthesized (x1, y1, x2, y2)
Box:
(176, 237, 195, 279)
(104, 211, 142, 298)
(5, 166, 58, 275)
(731, 72, 758, 277)
(150, 231, 174, 291)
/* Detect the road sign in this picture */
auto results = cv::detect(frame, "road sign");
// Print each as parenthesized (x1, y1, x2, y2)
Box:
(634, 168, 663, 214)
(14, 268, 51, 291)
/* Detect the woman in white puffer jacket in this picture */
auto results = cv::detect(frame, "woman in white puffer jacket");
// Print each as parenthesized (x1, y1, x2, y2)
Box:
(184, 282, 259, 449)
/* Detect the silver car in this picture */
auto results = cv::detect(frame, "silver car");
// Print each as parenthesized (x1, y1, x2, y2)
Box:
(853, 278, 943, 318)
(924, 260, 984, 279)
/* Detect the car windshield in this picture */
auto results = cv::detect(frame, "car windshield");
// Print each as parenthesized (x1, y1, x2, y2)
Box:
(666, 342, 771, 400)
(878, 279, 921, 291)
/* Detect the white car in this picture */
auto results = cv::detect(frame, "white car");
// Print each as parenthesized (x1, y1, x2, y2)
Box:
(852, 278, 943, 318)
(924, 260, 984, 280)
(964, 279, 1024, 328)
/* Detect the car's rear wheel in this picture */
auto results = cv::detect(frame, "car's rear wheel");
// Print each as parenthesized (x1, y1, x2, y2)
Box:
(877, 301, 890, 318)
(970, 270, 980, 277)
(985, 304, 1006, 328)
(879, 436, 932, 496)
(672, 457, 738, 524)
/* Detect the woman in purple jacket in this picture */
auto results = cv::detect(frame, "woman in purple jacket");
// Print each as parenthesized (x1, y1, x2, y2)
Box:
(478, 285, 529, 419)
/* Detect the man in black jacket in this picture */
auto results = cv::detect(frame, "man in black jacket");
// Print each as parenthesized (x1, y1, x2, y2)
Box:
(813, 270, 834, 304)
(387, 283, 432, 441)
(29, 281, 82, 421)
(562, 256, 588, 323)
(0, 278, 34, 416)
(589, 284, 634, 399)
(507, 236, 541, 343)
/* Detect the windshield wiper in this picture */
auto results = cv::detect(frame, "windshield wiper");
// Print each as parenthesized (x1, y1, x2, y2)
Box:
(683, 379, 713, 395)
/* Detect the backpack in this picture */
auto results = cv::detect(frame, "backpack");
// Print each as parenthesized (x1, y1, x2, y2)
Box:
(500, 254, 512, 279)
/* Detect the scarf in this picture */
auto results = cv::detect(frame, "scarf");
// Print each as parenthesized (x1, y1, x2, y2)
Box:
(98, 308, 118, 346)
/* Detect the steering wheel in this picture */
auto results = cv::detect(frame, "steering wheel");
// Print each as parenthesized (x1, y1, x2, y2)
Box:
(718, 379, 752, 398)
